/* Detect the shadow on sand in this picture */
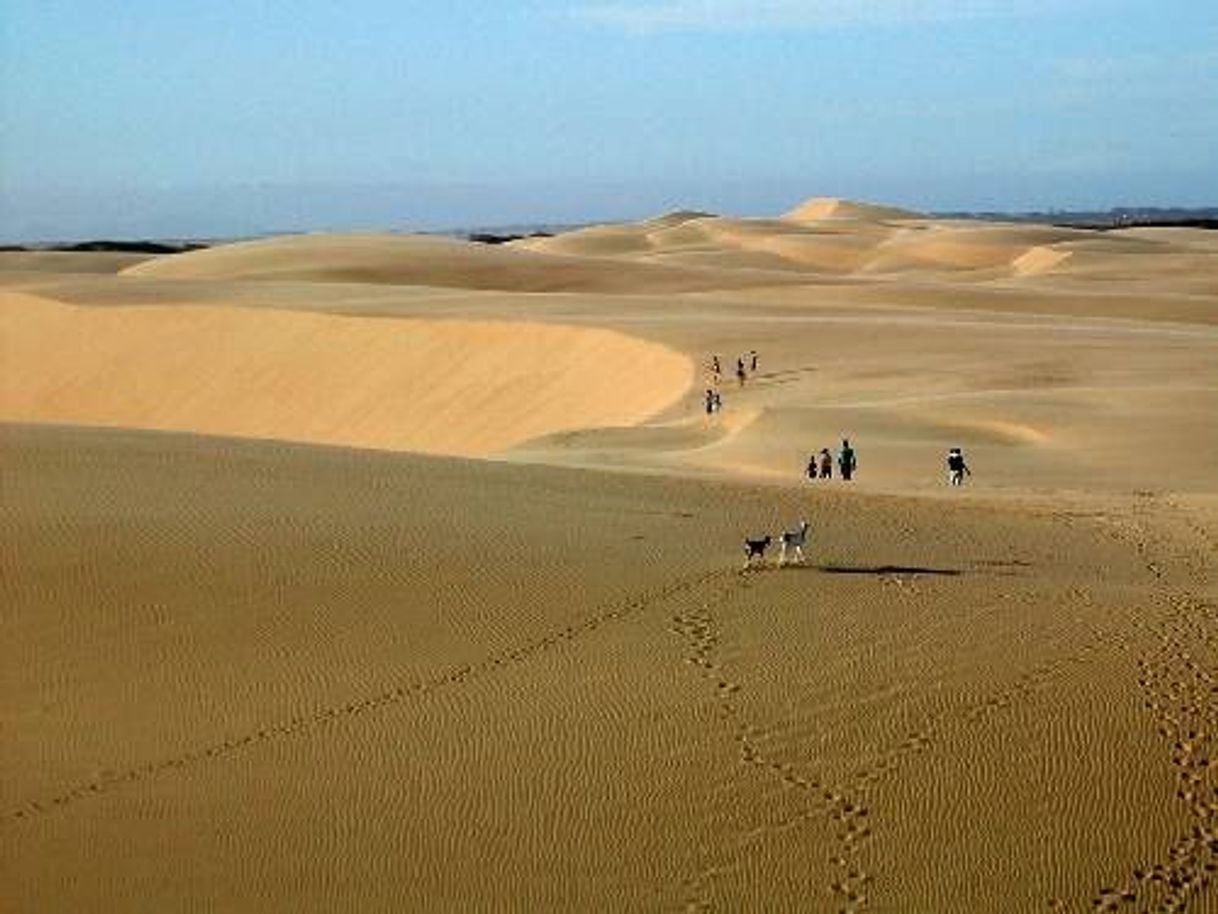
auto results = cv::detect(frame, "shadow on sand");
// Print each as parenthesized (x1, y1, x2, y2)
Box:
(815, 564, 963, 577)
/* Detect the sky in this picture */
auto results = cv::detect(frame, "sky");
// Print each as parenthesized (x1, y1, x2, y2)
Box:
(2, 0, 1216, 241)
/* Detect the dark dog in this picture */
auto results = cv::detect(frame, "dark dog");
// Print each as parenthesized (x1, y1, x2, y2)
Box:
(743, 535, 772, 569)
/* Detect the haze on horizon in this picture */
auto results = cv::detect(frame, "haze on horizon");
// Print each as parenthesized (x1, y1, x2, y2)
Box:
(2, 0, 1216, 242)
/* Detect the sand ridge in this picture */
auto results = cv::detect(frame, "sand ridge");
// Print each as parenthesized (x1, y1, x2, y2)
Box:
(121, 231, 811, 294)
(783, 196, 924, 222)
(515, 200, 1168, 281)
(4, 204, 1216, 492)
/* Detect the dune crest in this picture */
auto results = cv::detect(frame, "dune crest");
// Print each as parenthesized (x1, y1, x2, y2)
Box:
(784, 196, 924, 223)
(1012, 244, 1073, 275)
(641, 209, 716, 227)
(0, 293, 693, 456)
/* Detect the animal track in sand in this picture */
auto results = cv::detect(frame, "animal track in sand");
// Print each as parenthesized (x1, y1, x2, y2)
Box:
(670, 570, 1128, 913)
(666, 574, 868, 912)
(1092, 593, 1218, 913)
(3, 565, 734, 826)
(1079, 495, 1218, 912)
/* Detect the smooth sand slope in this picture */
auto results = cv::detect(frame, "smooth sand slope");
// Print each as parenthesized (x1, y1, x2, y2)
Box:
(3, 198, 1218, 912)
(0, 292, 692, 456)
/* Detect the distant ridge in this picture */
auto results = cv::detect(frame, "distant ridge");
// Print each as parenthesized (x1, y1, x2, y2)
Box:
(640, 210, 716, 228)
(784, 197, 924, 222)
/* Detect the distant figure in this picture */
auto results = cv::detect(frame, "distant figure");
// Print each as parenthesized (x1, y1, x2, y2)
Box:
(705, 389, 716, 416)
(838, 439, 857, 481)
(749, 349, 758, 372)
(819, 448, 833, 479)
(736, 358, 747, 387)
(713, 391, 722, 413)
(806, 454, 818, 480)
(947, 447, 971, 486)
(711, 354, 721, 377)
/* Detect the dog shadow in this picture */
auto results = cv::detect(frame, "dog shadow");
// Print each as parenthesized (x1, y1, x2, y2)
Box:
(811, 564, 963, 576)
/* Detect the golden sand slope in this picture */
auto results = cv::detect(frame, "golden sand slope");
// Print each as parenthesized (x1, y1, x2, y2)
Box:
(4, 424, 1215, 911)
(0, 293, 693, 455)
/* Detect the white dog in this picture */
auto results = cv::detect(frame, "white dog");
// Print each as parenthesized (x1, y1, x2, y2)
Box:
(778, 520, 810, 566)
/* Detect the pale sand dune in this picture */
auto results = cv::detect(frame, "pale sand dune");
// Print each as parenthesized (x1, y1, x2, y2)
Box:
(521, 209, 1151, 280)
(123, 231, 808, 294)
(857, 224, 1084, 274)
(0, 293, 693, 455)
(783, 196, 924, 222)
(4, 204, 1218, 911)
(1011, 244, 1073, 275)
(512, 212, 720, 259)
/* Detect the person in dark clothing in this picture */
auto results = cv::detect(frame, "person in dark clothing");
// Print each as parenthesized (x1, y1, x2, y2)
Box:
(947, 447, 971, 486)
(806, 454, 818, 479)
(705, 389, 716, 416)
(819, 448, 833, 479)
(838, 439, 857, 481)
(736, 358, 747, 387)
(749, 350, 758, 372)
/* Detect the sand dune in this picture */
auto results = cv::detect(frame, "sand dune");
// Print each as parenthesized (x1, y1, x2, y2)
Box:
(519, 207, 1161, 280)
(783, 196, 924, 222)
(123, 231, 807, 294)
(1011, 244, 1073, 275)
(4, 200, 1218, 912)
(0, 292, 693, 456)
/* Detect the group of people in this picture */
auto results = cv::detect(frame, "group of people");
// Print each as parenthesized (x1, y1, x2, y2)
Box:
(807, 441, 972, 486)
(806, 439, 858, 481)
(706, 352, 975, 487)
(709, 351, 758, 388)
(704, 350, 759, 415)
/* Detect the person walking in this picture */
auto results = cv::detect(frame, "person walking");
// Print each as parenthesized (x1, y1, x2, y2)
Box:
(947, 447, 971, 486)
(705, 389, 716, 416)
(819, 448, 833, 479)
(806, 454, 818, 480)
(736, 358, 747, 387)
(749, 349, 758, 373)
(838, 439, 857, 481)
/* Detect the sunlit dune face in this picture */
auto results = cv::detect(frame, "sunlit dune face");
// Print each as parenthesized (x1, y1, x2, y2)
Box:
(0, 294, 694, 456)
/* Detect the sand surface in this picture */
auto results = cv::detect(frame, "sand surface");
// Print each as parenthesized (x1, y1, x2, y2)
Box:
(3, 199, 1217, 912)
(0, 293, 691, 456)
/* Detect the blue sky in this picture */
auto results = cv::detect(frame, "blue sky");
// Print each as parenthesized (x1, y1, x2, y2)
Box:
(2, 0, 1216, 240)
